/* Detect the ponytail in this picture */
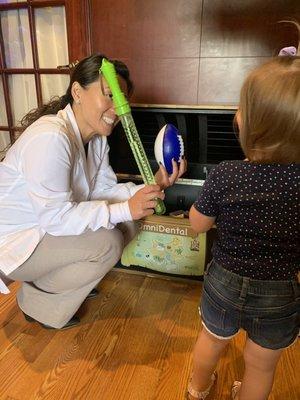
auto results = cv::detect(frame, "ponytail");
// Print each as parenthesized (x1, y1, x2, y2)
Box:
(21, 53, 133, 130)
(278, 20, 300, 56)
(20, 91, 72, 129)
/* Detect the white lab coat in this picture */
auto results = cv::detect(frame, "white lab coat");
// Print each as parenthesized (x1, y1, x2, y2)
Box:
(0, 104, 143, 290)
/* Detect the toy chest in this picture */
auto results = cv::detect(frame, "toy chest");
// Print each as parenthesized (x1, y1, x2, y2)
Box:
(121, 215, 206, 276)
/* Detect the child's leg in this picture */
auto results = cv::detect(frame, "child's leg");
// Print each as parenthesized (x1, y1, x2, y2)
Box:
(236, 337, 283, 400)
(189, 326, 231, 396)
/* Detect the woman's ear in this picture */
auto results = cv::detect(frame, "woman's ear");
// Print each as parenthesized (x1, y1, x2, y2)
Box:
(71, 82, 82, 105)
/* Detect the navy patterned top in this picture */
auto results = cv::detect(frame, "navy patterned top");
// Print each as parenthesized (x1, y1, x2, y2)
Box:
(194, 160, 299, 280)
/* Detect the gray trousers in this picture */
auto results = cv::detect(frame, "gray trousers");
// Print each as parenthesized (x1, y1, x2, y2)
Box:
(9, 223, 137, 328)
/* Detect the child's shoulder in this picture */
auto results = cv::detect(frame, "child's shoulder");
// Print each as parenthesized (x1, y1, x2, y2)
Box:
(216, 160, 244, 168)
(211, 160, 245, 174)
(213, 160, 299, 172)
(210, 161, 299, 185)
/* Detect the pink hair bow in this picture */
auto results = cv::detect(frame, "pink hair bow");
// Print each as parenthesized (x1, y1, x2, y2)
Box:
(278, 46, 297, 56)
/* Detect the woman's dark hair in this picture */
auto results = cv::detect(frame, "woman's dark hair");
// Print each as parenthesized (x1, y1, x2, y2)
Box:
(21, 54, 133, 129)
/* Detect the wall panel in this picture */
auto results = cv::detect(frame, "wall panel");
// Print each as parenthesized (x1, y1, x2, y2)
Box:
(201, 0, 299, 57)
(91, 0, 202, 59)
(197, 57, 270, 104)
(90, 0, 300, 105)
(125, 57, 199, 104)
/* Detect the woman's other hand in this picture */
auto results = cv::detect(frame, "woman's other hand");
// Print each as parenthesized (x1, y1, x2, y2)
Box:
(154, 157, 187, 190)
(128, 185, 165, 220)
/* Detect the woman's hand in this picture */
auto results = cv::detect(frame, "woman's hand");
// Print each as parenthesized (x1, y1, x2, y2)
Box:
(128, 185, 165, 220)
(154, 158, 187, 190)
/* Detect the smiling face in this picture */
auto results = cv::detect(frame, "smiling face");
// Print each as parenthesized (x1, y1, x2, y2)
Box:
(71, 75, 128, 144)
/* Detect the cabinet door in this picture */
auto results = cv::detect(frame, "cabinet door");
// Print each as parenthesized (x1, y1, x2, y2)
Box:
(0, 0, 90, 158)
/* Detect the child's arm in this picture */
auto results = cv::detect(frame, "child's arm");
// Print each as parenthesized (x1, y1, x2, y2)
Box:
(189, 205, 215, 233)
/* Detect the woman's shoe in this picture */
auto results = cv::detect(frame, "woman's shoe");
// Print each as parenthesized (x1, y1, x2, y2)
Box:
(231, 381, 241, 399)
(86, 288, 99, 299)
(22, 312, 80, 330)
(186, 371, 217, 399)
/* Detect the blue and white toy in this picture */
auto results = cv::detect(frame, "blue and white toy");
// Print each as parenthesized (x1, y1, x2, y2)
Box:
(154, 124, 184, 174)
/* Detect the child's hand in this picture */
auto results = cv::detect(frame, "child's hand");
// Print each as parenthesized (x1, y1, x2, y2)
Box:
(154, 157, 187, 190)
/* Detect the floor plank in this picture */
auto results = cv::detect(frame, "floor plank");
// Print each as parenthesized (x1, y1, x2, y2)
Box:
(0, 271, 298, 399)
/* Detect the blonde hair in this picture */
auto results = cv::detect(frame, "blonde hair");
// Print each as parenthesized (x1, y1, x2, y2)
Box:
(238, 24, 300, 164)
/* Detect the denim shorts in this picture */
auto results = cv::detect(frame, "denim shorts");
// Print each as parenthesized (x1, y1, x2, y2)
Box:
(199, 260, 299, 350)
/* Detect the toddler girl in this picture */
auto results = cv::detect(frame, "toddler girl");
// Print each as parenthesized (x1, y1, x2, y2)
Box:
(187, 51, 299, 399)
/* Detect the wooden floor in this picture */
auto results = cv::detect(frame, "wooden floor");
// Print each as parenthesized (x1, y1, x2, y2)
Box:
(0, 270, 299, 400)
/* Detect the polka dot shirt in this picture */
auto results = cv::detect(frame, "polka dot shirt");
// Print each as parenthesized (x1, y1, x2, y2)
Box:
(194, 160, 299, 280)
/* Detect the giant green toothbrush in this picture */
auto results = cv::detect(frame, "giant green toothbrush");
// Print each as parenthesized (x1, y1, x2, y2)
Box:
(100, 59, 166, 215)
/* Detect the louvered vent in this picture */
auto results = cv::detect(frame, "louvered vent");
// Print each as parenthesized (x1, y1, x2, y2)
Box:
(207, 114, 244, 163)
(108, 107, 244, 175)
